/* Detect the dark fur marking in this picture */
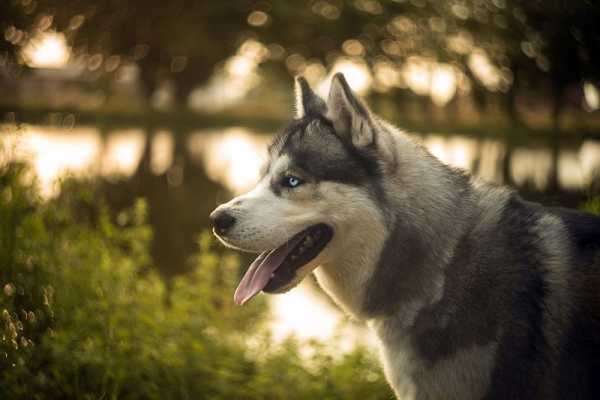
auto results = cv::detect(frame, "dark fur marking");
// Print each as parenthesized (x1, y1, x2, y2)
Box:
(483, 197, 597, 399)
(362, 166, 472, 318)
(362, 219, 435, 317)
(268, 116, 392, 218)
(270, 179, 282, 197)
(410, 232, 501, 366)
(369, 192, 562, 389)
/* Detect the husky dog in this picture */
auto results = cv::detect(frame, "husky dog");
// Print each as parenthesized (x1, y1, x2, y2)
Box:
(210, 73, 600, 399)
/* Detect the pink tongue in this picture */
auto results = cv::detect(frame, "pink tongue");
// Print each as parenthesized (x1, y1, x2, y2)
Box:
(234, 234, 305, 305)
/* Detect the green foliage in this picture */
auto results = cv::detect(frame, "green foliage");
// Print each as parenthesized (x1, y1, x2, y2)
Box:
(581, 196, 600, 215)
(0, 162, 391, 399)
(246, 337, 391, 400)
(0, 161, 55, 395)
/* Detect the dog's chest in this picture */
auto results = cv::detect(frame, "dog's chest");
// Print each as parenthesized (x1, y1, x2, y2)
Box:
(370, 318, 497, 400)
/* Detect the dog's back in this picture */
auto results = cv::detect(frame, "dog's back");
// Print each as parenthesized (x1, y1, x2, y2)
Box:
(404, 191, 600, 399)
(538, 205, 600, 399)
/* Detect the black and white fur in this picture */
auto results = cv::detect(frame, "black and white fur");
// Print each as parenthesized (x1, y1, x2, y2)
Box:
(212, 74, 600, 399)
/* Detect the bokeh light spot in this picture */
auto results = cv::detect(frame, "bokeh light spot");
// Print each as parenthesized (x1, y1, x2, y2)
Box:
(23, 32, 70, 69)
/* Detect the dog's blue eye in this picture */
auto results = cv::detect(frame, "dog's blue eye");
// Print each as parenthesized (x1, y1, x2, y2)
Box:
(282, 176, 303, 188)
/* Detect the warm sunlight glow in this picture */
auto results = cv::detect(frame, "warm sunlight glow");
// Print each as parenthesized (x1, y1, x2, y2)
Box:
(468, 49, 502, 91)
(23, 32, 70, 69)
(270, 284, 343, 342)
(430, 64, 457, 106)
(403, 57, 431, 96)
(100, 130, 145, 176)
(477, 139, 505, 184)
(317, 58, 373, 97)
(559, 151, 586, 190)
(1, 125, 100, 197)
(580, 140, 600, 184)
(401, 58, 460, 104)
(151, 131, 174, 174)
(373, 60, 401, 91)
(270, 283, 376, 350)
(189, 40, 268, 111)
(191, 128, 269, 193)
(421, 135, 477, 170)
(510, 147, 552, 190)
(583, 82, 599, 111)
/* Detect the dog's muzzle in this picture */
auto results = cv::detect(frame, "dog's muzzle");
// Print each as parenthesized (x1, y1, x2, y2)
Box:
(209, 208, 236, 235)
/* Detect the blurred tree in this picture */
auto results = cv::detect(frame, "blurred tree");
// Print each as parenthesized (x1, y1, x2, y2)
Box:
(249, 0, 600, 122)
(3, 0, 599, 117)
(0, 1, 35, 76)
(38, 0, 255, 106)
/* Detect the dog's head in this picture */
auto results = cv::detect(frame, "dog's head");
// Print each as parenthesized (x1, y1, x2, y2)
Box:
(210, 73, 397, 305)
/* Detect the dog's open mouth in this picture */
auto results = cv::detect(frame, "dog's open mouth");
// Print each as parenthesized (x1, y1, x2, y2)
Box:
(234, 224, 333, 305)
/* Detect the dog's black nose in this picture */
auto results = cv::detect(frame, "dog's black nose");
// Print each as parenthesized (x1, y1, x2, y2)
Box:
(210, 209, 236, 234)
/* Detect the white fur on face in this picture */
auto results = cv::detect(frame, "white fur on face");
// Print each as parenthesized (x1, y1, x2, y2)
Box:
(213, 178, 321, 253)
(213, 155, 336, 249)
(312, 181, 387, 318)
(212, 153, 387, 296)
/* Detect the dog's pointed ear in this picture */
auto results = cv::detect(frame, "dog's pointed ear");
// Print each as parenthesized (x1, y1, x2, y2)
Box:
(326, 73, 375, 148)
(294, 76, 326, 119)
(326, 73, 395, 168)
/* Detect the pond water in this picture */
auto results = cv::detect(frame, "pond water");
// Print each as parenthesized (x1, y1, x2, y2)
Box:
(1, 123, 599, 346)
(3, 124, 599, 197)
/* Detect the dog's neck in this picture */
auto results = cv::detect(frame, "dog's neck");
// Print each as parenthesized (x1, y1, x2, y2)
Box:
(314, 209, 388, 319)
(314, 133, 473, 322)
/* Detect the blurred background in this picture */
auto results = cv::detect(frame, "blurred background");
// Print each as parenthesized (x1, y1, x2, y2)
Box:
(1, 1, 599, 398)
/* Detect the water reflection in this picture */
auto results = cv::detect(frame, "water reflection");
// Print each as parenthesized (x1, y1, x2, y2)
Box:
(3, 124, 599, 196)
(189, 128, 269, 194)
(1, 125, 101, 196)
(1, 124, 599, 343)
(100, 129, 145, 176)
(150, 131, 174, 175)
(510, 147, 552, 190)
